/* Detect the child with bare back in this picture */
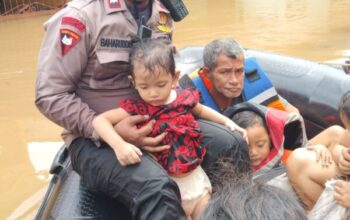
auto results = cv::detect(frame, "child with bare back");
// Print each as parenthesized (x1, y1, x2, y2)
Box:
(92, 39, 247, 220)
(287, 90, 350, 210)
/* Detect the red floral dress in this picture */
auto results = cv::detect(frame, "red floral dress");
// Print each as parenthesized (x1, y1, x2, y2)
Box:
(120, 88, 206, 175)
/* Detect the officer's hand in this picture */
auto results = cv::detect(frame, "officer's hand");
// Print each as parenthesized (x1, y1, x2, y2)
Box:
(115, 115, 170, 153)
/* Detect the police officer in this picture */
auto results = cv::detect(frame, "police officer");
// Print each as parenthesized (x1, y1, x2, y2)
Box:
(35, 0, 249, 219)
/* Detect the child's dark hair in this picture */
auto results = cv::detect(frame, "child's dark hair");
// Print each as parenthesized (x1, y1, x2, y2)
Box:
(232, 110, 266, 130)
(129, 38, 175, 78)
(200, 161, 307, 220)
(339, 90, 350, 119)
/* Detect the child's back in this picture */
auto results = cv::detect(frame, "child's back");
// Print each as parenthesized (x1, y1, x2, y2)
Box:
(287, 90, 350, 210)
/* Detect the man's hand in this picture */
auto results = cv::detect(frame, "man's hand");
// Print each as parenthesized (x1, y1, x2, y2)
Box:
(338, 148, 350, 175)
(115, 115, 170, 153)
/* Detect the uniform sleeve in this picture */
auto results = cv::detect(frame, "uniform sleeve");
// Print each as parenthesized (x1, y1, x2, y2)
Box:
(35, 8, 96, 140)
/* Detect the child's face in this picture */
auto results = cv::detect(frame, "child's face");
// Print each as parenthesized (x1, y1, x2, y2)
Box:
(246, 124, 271, 168)
(131, 62, 178, 106)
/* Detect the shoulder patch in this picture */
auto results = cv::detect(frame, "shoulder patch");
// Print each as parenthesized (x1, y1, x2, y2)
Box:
(60, 29, 81, 56)
(61, 17, 86, 32)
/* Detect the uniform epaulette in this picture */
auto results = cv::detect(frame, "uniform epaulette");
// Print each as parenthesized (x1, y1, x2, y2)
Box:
(68, 0, 95, 10)
(44, 0, 95, 31)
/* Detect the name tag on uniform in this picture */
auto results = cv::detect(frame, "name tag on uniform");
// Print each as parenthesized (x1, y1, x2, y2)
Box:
(100, 38, 132, 49)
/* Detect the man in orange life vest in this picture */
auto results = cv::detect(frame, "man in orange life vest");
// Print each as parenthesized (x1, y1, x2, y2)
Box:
(179, 38, 299, 114)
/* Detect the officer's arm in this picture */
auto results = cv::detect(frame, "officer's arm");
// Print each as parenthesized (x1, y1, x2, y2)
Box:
(35, 9, 96, 141)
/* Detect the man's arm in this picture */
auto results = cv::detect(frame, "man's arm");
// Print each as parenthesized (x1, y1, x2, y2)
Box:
(35, 9, 96, 140)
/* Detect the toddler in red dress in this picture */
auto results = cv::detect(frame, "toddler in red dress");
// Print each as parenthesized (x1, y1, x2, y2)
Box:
(93, 39, 246, 220)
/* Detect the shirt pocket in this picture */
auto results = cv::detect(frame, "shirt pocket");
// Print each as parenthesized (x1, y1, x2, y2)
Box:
(91, 50, 131, 89)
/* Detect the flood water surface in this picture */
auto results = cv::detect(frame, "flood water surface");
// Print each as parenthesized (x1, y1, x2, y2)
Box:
(0, 0, 349, 219)
(175, 0, 350, 62)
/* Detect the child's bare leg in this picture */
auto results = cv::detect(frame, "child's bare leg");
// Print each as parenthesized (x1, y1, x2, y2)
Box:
(287, 148, 338, 210)
(308, 125, 345, 146)
(191, 192, 210, 220)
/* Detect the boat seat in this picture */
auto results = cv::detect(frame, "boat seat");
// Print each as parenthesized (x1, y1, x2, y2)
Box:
(49, 170, 131, 220)
(36, 146, 132, 220)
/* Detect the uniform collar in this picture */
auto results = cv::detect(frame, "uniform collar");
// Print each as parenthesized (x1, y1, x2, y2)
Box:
(104, 0, 128, 14)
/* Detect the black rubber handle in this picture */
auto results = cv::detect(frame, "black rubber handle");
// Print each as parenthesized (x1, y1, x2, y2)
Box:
(49, 145, 69, 174)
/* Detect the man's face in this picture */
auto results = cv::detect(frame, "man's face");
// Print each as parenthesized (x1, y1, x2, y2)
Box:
(125, 0, 150, 10)
(205, 54, 245, 99)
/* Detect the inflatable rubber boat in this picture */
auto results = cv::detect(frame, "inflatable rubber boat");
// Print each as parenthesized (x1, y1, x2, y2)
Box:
(34, 47, 350, 220)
